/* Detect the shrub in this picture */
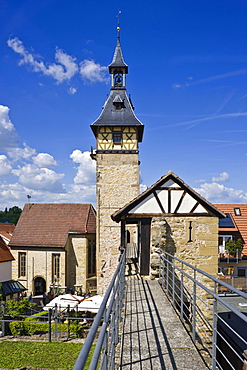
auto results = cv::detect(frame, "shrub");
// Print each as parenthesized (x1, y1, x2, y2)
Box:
(9, 320, 84, 337)
(4, 299, 36, 316)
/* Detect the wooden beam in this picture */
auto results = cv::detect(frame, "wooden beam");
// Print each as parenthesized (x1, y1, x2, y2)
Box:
(153, 190, 166, 213)
(174, 190, 186, 213)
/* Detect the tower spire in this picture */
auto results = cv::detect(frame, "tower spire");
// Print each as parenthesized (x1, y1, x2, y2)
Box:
(117, 10, 121, 41)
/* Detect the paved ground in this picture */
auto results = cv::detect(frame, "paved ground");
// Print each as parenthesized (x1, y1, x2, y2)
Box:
(119, 276, 209, 370)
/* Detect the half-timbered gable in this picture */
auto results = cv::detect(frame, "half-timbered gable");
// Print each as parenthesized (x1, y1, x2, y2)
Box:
(112, 171, 225, 280)
(113, 171, 224, 220)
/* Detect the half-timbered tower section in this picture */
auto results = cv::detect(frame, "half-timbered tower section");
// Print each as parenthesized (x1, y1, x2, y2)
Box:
(112, 171, 226, 284)
(91, 35, 144, 294)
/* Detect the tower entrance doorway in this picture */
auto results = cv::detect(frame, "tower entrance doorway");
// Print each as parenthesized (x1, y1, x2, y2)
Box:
(34, 277, 46, 295)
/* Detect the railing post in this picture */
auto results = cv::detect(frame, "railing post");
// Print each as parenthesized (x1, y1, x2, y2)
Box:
(172, 264, 175, 306)
(212, 283, 218, 370)
(54, 304, 58, 339)
(180, 263, 184, 322)
(166, 256, 169, 295)
(1, 302, 5, 337)
(192, 270, 196, 343)
(48, 308, 52, 342)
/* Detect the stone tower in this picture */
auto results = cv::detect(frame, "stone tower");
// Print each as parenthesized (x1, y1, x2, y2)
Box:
(91, 32, 144, 294)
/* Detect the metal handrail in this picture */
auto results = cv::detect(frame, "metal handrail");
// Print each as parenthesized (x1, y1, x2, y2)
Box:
(73, 249, 126, 370)
(159, 250, 247, 370)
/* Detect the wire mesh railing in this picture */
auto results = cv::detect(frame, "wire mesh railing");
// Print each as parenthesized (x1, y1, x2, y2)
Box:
(73, 249, 126, 370)
(159, 250, 247, 370)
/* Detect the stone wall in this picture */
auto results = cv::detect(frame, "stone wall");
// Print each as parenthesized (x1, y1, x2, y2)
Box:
(150, 215, 219, 321)
(96, 153, 139, 295)
(150, 216, 218, 279)
(66, 234, 96, 293)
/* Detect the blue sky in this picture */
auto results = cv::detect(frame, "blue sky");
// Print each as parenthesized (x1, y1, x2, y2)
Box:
(1, 0, 247, 210)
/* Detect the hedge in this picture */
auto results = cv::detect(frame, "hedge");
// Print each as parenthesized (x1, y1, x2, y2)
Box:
(9, 320, 84, 337)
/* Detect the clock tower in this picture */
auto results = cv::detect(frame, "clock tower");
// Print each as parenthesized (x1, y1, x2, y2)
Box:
(91, 31, 144, 294)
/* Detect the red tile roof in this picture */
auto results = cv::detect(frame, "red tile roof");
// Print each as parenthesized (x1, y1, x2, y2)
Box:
(0, 223, 15, 234)
(214, 204, 247, 255)
(0, 236, 14, 262)
(9, 203, 96, 248)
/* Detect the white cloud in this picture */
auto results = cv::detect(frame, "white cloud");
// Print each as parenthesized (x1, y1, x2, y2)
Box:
(12, 164, 65, 192)
(174, 68, 247, 89)
(80, 60, 108, 83)
(8, 143, 37, 161)
(0, 105, 19, 150)
(140, 184, 147, 193)
(194, 179, 206, 183)
(32, 153, 57, 168)
(172, 83, 182, 89)
(8, 37, 108, 86)
(68, 87, 77, 94)
(0, 155, 12, 176)
(212, 172, 229, 182)
(0, 182, 31, 206)
(70, 150, 96, 184)
(7, 37, 78, 84)
(195, 182, 247, 203)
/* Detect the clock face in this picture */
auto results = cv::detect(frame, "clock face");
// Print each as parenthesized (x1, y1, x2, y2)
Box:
(114, 73, 123, 87)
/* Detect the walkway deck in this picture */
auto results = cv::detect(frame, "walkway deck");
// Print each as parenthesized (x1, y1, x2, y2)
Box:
(119, 276, 209, 369)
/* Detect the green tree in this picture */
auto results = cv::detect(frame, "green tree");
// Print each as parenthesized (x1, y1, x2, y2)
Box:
(0, 206, 22, 225)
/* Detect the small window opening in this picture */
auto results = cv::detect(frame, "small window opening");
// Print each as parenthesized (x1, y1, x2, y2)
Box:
(188, 221, 193, 242)
(113, 132, 122, 144)
(114, 102, 122, 110)
(234, 208, 241, 216)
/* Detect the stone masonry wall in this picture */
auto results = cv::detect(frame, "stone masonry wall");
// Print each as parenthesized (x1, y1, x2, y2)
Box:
(151, 216, 218, 278)
(66, 234, 95, 294)
(96, 153, 139, 295)
(150, 216, 219, 321)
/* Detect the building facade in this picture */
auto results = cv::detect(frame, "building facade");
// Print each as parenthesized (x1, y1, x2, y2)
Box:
(9, 203, 96, 296)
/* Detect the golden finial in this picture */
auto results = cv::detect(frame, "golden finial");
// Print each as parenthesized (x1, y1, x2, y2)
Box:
(117, 10, 121, 40)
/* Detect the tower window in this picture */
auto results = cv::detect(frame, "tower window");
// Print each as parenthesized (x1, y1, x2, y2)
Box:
(113, 132, 122, 144)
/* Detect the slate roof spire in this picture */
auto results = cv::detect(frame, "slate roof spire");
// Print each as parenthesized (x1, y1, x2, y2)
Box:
(108, 40, 128, 73)
(90, 17, 144, 142)
(108, 11, 128, 74)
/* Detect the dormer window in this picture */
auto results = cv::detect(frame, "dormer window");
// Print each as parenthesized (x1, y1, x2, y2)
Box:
(234, 208, 241, 216)
(114, 102, 122, 110)
(113, 94, 124, 110)
(113, 132, 122, 144)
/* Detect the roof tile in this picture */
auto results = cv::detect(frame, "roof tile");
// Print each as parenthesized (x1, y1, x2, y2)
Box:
(9, 203, 96, 248)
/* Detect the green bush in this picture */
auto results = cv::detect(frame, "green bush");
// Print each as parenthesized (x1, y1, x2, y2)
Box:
(70, 322, 83, 338)
(4, 299, 36, 316)
(9, 320, 84, 337)
(25, 311, 47, 322)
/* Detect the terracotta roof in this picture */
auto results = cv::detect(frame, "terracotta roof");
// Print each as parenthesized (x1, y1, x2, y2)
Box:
(0, 236, 14, 262)
(9, 203, 96, 248)
(0, 223, 15, 234)
(214, 204, 247, 254)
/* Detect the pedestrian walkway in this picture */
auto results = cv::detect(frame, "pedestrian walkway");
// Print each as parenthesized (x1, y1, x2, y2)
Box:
(119, 276, 209, 369)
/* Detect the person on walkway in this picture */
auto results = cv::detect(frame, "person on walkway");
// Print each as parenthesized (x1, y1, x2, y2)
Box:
(42, 292, 47, 305)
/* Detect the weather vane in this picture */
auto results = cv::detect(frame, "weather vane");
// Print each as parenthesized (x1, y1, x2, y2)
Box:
(117, 10, 121, 40)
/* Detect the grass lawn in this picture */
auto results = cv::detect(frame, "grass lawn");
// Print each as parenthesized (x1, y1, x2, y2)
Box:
(0, 341, 95, 369)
